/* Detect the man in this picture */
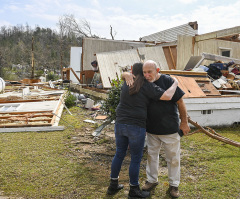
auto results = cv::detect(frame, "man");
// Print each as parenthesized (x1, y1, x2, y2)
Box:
(91, 60, 103, 88)
(124, 60, 190, 198)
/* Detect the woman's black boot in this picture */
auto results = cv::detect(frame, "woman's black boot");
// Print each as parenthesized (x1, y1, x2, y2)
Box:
(128, 185, 150, 198)
(107, 179, 124, 195)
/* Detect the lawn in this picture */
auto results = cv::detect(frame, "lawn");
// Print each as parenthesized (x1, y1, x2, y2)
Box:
(0, 106, 239, 199)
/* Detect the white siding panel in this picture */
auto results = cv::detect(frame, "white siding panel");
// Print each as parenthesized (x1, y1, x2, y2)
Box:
(184, 97, 240, 127)
(96, 49, 140, 88)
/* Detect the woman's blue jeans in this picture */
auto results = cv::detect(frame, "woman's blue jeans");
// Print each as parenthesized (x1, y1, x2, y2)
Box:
(110, 123, 146, 185)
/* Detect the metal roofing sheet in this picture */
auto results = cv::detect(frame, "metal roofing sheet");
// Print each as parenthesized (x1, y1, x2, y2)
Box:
(141, 23, 197, 42)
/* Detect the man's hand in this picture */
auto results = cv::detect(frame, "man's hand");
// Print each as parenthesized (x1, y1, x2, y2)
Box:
(122, 72, 134, 86)
(180, 121, 190, 135)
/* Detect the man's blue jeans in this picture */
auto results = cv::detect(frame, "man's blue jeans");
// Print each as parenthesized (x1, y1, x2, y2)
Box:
(110, 123, 146, 185)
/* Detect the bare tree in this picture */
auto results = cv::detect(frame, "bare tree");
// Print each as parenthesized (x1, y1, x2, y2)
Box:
(57, 14, 99, 38)
(110, 25, 117, 40)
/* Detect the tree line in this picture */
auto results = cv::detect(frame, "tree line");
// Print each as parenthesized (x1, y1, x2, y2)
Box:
(0, 14, 112, 81)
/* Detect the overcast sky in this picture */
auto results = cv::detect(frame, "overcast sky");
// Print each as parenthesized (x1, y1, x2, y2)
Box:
(0, 0, 240, 40)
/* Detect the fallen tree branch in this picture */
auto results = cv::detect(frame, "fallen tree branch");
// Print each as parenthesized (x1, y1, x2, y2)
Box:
(186, 128, 202, 136)
(188, 117, 240, 148)
(207, 127, 240, 144)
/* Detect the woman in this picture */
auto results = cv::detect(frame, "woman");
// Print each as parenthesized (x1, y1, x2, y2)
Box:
(107, 62, 178, 198)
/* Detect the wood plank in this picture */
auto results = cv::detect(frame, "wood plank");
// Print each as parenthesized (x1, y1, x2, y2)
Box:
(0, 115, 52, 119)
(161, 70, 207, 76)
(0, 111, 52, 115)
(51, 93, 64, 125)
(70, 68, 81, 83)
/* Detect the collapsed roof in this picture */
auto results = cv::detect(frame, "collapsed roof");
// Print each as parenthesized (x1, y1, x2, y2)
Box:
(140, 21, 198, 42)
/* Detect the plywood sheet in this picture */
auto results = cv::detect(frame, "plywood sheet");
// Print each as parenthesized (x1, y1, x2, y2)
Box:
(172, 75, 206, 98)
(197, 82, 221, 96)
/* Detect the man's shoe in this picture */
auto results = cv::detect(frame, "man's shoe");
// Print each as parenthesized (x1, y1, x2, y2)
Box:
(142, 181, 159, 191)
(168, 185, 180, 198)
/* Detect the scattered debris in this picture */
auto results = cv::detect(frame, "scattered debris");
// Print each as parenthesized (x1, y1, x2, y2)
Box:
(95, 115, 108, 120)
(83, 119, 96, 124)
(0, 82, 66, 132)
(92, 119, 112, 137)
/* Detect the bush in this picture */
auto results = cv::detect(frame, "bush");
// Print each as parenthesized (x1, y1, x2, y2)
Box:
(64, 91, 77, 108)
(102, 78, 123, 121)
(47, 71, 59, 81)
(35, 70, 44, 78)
(2, 69, 19, 81)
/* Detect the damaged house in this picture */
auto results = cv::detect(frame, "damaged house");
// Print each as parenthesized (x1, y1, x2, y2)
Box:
(69, 21, 240, 127)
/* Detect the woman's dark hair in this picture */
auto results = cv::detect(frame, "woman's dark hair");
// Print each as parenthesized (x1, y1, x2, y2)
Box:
(129, 62, 145, 95)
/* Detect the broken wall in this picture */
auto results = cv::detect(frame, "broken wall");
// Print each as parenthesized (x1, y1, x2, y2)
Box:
(96, 46, 169, 88)
(177, 36, 240, 70)
(194, 39, 240, 66)
(82, 38, 148, 71)
(176, 35, 194, 70)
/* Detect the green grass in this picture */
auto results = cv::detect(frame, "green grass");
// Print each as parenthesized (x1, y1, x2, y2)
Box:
(179, 128, 240, 199)
(0, 107, 239, 198)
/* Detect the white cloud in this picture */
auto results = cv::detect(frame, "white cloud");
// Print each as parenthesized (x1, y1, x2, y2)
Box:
(106, 6, 126, 15)
(0, 0, 239, 40)
(91, 0, 100, 8)
(190, 2, 240, 34)
(178, 0, 198, 4)
(7, 5, 19, 11)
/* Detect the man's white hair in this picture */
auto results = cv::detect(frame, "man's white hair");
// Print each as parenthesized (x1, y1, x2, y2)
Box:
(143, 60, 158, 69)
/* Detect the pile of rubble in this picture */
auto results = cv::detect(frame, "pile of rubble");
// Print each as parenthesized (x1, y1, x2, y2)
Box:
(193, 61, 240, 90)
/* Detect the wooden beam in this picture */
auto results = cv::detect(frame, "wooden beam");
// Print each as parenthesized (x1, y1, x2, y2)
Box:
(0, 111, 52, 115)
(70, 68, 81, 83)
(168, 46, 176, 69)
(0, 115, 53, 119)
(160, 70, 207, 76)
(51, 93, 65, 125)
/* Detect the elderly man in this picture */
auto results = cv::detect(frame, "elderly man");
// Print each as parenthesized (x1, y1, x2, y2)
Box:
(124, 60, 190, 198)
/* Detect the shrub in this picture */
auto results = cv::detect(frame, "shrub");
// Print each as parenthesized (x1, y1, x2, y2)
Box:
(64, 91, 77, 108)
(47, 71, 59, 81)
(102, 78, 123, 121)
